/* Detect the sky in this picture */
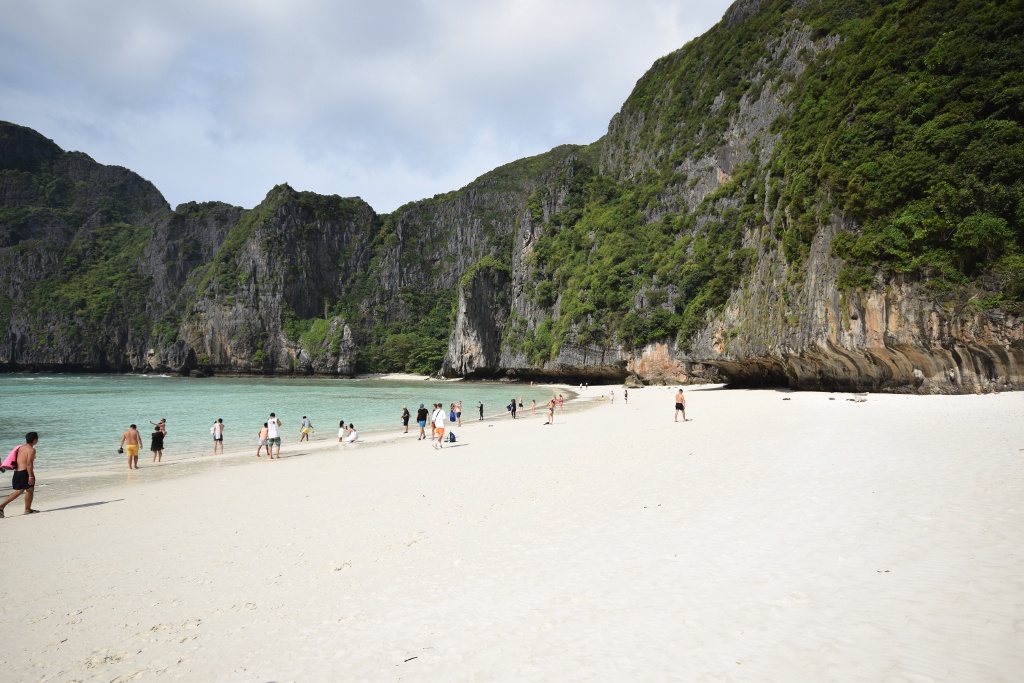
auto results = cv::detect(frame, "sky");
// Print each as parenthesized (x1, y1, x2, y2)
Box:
(0, 0, 734, 213)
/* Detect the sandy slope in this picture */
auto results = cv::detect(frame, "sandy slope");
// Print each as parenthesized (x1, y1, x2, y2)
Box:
(1, 385, 1022, 681)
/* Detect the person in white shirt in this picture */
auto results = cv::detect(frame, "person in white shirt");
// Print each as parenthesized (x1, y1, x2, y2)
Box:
(431, 402, 446, 449)
(338, 420, 347, 442)
(344, 425, 358, 443)
(211, 419, 224, 455)
(267, 412, 282, 459)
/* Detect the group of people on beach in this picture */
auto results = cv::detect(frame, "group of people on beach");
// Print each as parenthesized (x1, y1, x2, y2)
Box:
(1, 384, 686, 517)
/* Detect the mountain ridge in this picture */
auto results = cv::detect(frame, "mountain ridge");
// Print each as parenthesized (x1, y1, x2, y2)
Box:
(2, 0, 1022, 393)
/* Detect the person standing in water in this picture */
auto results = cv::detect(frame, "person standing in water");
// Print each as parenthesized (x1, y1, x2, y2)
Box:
(401, 406, 410, 433)
(267, 413, 282, 459)
(212, 418, 225, 454)
(151, 424, 164, 463)
(119, 424, 142, 469)
(674, 388, 687, 422)
(478, 401, 484, 420)
(531, 399, 536, 416)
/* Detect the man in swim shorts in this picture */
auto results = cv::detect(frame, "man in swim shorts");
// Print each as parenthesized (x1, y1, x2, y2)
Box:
(212, 418, 225, 454)
(675, 388, 686, 422)
(119, 424, 142, 470)
(267, 412, 282, 459)
(0, 432, 39, 517)
(416, 404, 428, 440)
(256, 422, 269, 457)
(432, 402, 446, 449)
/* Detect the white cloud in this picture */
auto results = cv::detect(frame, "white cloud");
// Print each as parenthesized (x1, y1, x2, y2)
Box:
(0, 0, 734, 212)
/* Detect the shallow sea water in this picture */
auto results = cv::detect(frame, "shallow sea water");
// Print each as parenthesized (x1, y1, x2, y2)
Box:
(0, 374, 566, 472)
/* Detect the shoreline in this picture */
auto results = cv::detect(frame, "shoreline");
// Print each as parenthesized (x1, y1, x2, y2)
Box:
(8, 381, 593, 502)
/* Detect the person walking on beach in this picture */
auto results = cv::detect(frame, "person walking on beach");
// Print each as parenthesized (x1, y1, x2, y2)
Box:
(624, 389, 628, 404)
(299, 416, 313, 442)
(432, 403, 446, 449)
(119, 424, 142, 470)
(0, 432, 39, 517)
(257, 423, 269, 457)
(558, 394, 564, 412)
(211, 418, 225, 454)
(478, 401, 484, 420)
(509, 397, 517, 419)
(401, 406, 410, 433)
(674, 388, 686, 422)
(456, 401, 462, 427)
(151, 424, 164, 463)
(416, 404, 428, 440)
(267, 413, 282, 459)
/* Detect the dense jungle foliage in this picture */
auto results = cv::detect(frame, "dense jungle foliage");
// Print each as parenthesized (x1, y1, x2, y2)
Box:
(518, 0, 1024, 362)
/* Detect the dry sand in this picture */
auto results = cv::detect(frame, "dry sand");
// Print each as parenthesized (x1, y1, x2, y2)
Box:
(1, 385, 1023, 681)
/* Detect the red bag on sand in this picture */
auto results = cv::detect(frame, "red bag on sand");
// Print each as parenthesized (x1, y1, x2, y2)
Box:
(2, 445, 19, 470)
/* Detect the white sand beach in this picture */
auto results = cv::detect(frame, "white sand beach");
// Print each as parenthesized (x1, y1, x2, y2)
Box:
(2, 385, 1023, 681)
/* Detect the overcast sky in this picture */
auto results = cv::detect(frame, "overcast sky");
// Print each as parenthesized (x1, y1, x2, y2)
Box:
(0, 0, 734, 213)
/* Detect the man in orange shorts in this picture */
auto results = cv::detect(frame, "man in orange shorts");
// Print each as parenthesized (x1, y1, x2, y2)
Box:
(119, 424, 142, 470)
(431, 402, 446, 449)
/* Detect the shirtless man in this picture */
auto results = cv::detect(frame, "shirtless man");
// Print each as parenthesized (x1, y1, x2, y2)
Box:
(119, 424, 142, 469)
(0, 432, 39, 517)
(675, 388, 687, 422)
(256, 422, 269, 457)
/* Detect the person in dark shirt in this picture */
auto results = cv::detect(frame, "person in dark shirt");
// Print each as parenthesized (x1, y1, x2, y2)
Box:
(151, 427, 165, 463)
(415, 404, 429, 440)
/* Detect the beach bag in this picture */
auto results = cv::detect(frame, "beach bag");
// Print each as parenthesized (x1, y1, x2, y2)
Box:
(449, 409, 456, 422)
(447, 432, 456, 443)
(2, 445, 18, 470)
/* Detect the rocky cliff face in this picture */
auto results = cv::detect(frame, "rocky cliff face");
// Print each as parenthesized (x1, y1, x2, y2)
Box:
(3, 0, 1022, 393)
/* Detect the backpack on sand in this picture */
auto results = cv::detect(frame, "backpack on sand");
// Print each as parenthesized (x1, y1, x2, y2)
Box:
(448, 432, 456, 443)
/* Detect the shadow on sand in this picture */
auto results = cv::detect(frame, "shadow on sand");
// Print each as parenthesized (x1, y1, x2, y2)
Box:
(44, 499, 124, 513)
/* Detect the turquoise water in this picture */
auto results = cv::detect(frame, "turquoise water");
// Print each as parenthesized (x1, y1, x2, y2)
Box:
(0, 374, 558, 471)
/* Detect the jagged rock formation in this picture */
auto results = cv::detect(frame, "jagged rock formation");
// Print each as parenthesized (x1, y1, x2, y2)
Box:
(441, 260, 511, 377)
(2, 0, 1022, 393)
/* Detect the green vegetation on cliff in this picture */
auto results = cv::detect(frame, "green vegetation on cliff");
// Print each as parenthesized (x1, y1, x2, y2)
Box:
(519, 0, 1024, 359)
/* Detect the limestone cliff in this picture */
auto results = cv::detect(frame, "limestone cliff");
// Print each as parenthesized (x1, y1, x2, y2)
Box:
(2, 0, 1022, 393)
